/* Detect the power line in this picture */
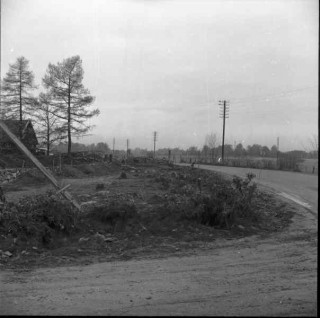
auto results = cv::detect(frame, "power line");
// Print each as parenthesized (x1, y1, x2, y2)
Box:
(195, 85, 318, 110)
(231, 85, 318, 105)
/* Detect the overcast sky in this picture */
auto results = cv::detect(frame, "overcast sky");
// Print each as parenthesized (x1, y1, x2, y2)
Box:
(1, 0, 318, 151)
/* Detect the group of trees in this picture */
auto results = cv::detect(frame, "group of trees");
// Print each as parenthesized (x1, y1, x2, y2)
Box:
(200, 133, 317, 160)
(1, 56, 99, 155)
(53, 142, 110, 153)
(200, 133, 279, 159)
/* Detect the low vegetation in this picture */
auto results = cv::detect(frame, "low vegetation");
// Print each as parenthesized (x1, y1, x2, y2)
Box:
(0, 162, 295, 268)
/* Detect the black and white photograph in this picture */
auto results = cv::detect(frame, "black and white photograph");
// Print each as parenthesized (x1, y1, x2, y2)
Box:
(0, 0, 318, 315)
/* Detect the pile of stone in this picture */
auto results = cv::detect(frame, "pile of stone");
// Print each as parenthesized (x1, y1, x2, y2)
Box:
(0, 169, 21, 184)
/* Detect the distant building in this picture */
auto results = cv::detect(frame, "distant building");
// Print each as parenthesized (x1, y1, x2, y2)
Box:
(0, 119, 38, 152)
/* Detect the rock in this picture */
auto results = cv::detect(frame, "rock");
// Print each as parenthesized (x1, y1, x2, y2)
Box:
(96, 191, 109, 196)
(3, 251, 12, 257)
(79, 237, 90, 243)
(94, 233, 106, 241)
(81, 201, 97, 206)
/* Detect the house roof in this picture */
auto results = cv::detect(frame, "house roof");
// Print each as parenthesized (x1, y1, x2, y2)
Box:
(2, 120, 31, 137)
(0, 119, 38, 145)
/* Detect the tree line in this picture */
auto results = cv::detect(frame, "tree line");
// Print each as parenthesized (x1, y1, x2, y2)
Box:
(53, 142, 110, 154)
(1, 56, 99, 155)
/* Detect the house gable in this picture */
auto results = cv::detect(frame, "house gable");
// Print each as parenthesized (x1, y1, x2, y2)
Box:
(0, 119, 38, 152)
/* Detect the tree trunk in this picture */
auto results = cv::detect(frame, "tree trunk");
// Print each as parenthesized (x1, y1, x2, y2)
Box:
(67, 79, 72, 156)
(46, 116, 50, 156)
(19, 69, 23, 139)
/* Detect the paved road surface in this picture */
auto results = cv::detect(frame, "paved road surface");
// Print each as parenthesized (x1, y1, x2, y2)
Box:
(179, 164, 318, 216)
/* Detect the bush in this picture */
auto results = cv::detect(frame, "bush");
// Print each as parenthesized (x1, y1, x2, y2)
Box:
(154, 174, 171, 190)
(61, 166, 82, 177)
(86, 201, 138, 227)
(96, 183, 105, 190)
(0, 191, 78, 245)
(160, 172, 259, 229)
(78, 164, 95, 175)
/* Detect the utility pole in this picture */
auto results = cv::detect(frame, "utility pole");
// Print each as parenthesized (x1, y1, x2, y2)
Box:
(112, 137, 115, 155)
(277, 136, 280, 168)
(219, 100, 229, 162)
(153, 131, 157, 159)
(126, 139, 129, 159)
(0, 0, 2, 118)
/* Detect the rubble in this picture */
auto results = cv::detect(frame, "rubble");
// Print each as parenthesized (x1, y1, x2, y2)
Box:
(3, 251, 13, 257)
(79, 237, 90, 243)
(0, 169, 21, 184)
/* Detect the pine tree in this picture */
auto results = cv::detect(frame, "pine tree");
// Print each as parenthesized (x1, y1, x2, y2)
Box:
(1, 56, 37, 137)
(42, 55, 99, 155)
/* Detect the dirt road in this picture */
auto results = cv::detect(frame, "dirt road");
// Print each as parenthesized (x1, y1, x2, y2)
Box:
(179, 164, 318, 215)
(0, 200, 317, 316)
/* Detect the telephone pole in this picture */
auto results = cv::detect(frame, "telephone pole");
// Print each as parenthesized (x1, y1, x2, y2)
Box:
(112, 137, 115, 155)
(0, 0, 2, 118)
(153, 131, 157, 159)
(219, 100, 229, 162)
(276, 136, 280, 168)
(126, 139, 129, 158)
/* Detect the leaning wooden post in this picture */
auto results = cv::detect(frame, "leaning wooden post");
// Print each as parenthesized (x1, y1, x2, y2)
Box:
(59, 154, 62, 174)
(0, 120, 81, 211)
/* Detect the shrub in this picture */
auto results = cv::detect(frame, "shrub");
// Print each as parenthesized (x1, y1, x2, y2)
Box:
(154, 174, 171, 190)
(61, 166, 82, 177)
(79, 164, 95, 175)
(96, 183, 105, 190)
(86, 201, 138, 227)
(162, 172, 258, 229)
(119, 171, 127, 179)
(0, 191, 78, 245)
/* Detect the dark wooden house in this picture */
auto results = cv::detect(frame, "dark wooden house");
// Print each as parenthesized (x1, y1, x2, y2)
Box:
(0, 120, 38, 152)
